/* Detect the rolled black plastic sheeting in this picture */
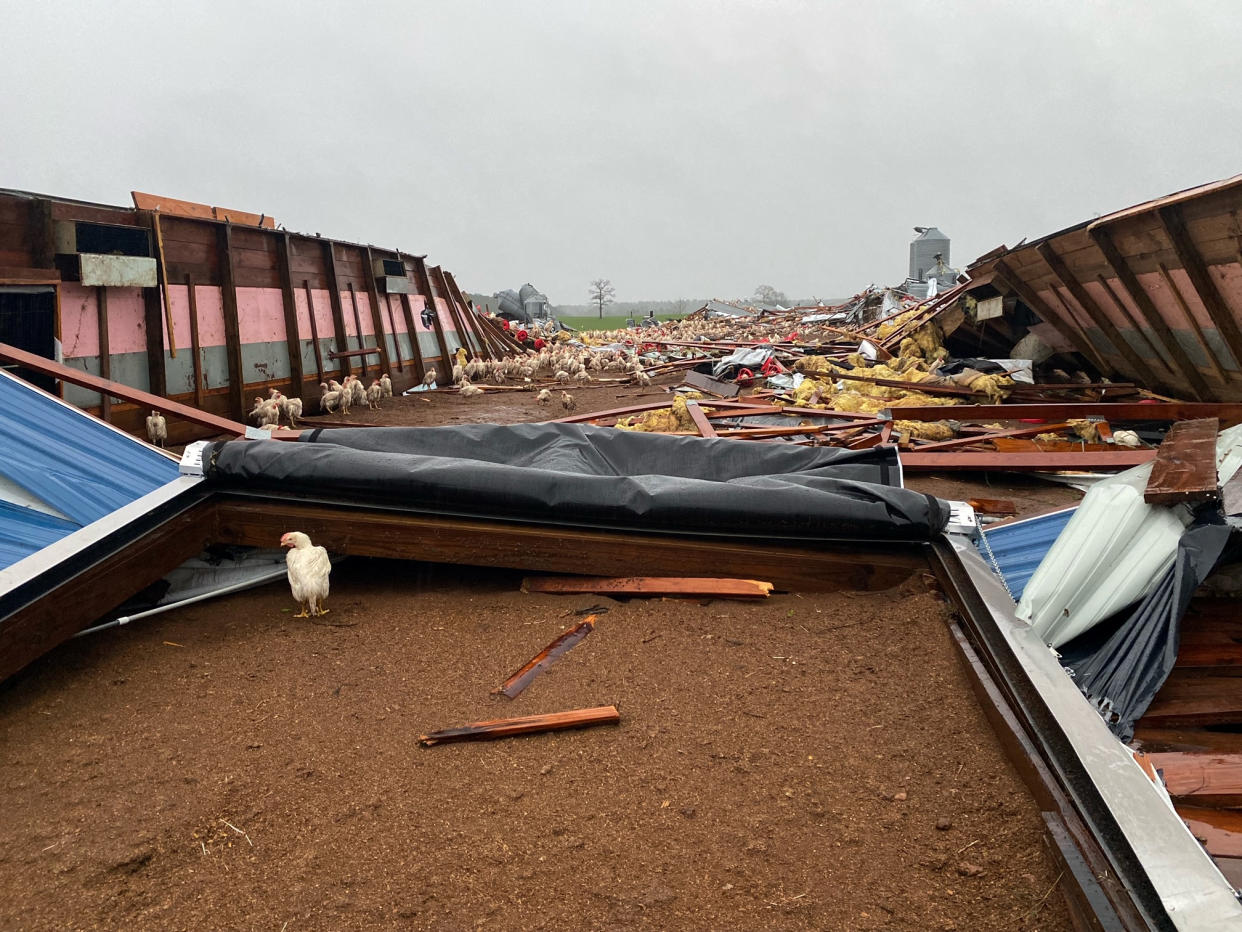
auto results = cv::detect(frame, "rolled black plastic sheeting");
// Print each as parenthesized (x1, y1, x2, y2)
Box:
(1061, 511, 1234, 742)
(203, 422, 949, 542)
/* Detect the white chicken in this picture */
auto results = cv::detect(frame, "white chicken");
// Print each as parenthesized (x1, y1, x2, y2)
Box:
(423, 367, 438, 388)
(280, 531, 331, 617)
(367, 380, 383, 408)
(146, 410, 167, 447)
(537, 388, 552, 405)
(561, 391, 576, 412)
(380, 373, 393, 398)
(285, 396, 303, 427)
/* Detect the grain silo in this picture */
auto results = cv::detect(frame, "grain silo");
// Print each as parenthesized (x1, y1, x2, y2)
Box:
(909, 227, 950, 283)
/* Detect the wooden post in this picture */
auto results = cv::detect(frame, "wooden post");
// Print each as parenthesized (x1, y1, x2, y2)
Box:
(151, 211, 177, 357)
(433, 264, 473, 360)
(444, 270, 491, 358)
(96, 286, 111, 422)
(185, 274, 204, 409)
(384, 296, 403, 372)
(363, 247, 394, 375)
(322, 241, 351, 378)
(303, 280, 326, 384)
(410, 254, 453, 381)
(142, 284, 168, 398)
(399, 291, 426, 382)
(217, 222, 246, 421)
(276, 233, 306, 400)
(347, 283, 368, 379)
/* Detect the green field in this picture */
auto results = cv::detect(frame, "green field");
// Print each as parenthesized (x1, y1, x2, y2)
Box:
(557, 313, 683, 332)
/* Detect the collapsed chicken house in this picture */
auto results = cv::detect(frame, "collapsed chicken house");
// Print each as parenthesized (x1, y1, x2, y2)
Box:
(6, 176, 1242, 928)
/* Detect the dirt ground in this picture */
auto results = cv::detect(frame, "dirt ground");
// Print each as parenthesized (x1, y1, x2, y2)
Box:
(0, 377, 1085, 930)
(0, 562, 1071, 931)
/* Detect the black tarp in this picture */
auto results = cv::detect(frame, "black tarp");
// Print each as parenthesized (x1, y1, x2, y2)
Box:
(1061, 512, 1234, 742)
(203, 423, 949, 541)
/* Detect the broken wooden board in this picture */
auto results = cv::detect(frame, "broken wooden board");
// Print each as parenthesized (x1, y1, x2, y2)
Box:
(1176, 805, 1242, 858)
(521, 576, 774, 599)
(967, 498, 1018, 516)
(1149, 752, 1242, 807)
(492, 616, 597, 699)
(1145, 417, 1220, 505)
(418, 705, 620, 746)
(900, 450, 1155, 471)
(683, 400, 718, 438)
(682, 369, 741, 398)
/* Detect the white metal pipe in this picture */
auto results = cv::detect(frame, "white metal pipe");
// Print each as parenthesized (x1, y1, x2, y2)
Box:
(74, 566, 288, 638)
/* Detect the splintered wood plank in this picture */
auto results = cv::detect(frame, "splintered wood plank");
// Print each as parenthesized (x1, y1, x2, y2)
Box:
(418, 706, 620, 747)
(1145, 417, 1220, 505)
(521, 576, 774, 599)
(1142, 672, 1242, 727)
(1149, 752, 1242, 806)
(967, 498, 1018, 516)
(492, 616, 597, 699)
(1176, 805, 1242, 858)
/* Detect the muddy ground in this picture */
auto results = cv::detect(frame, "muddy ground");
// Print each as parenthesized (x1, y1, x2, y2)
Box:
(0, 378, 1083, 930)
(1, 564, 1070, 931)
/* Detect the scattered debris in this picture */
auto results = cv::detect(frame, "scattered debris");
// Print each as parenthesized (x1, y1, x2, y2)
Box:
(491, 616, 598, 699)
(418, 705, 621, 747)
(521, 576, 774, 600)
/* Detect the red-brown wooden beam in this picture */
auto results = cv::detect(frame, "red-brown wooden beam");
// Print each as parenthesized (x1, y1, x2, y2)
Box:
(398, 291, 426, 383)
(1144, 417, 1220, 505)
(883, 402, 1242, 424)
(684, 399, 717, 437)
(1088, 225, 1211, 401)
(185, 274, 205, 409)
(410, 254, 453, 382)
(216, 223, 246, 420)
(95, 286, 111, 422)
(302, 280, 326, 385)
(1036, 242, 1152, 383)
(362, 247, 393, 375)
(322, 241, 351, 378)
(0, 340, 253, 436)
(994, 260, 1111, 376)
(432, 265, 473, 361)
(1157, 204, 1242, 373)
(900, 450, 1155, 471)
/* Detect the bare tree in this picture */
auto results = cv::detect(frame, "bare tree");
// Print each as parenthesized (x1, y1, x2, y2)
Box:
(589, 279, 616, 318)
(750, 284, 788, 307)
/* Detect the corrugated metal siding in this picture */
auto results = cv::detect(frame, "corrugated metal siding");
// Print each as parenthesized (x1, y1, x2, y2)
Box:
(0, 371, 180, 569)
(978, 507, 1076, 601)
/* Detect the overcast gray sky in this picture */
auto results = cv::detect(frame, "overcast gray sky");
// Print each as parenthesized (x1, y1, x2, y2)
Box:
(3, 1, 1241, 305)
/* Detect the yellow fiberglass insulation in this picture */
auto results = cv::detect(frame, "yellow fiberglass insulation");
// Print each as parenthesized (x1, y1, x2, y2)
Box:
(615, 395, 708, 433)
(793, 355, 834, 375)
(965, 372, 1014, 403)
(1068, 419, 1101, 443)
(893, 420, 957, 441)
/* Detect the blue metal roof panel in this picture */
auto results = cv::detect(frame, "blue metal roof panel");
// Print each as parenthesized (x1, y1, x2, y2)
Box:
(0, 371, 180, 570)
(0, 499, 79, 568)
(978, 508, 1076, 601)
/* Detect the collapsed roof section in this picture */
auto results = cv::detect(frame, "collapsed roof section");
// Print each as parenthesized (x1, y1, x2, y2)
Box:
(963, 174, 1242, 402)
